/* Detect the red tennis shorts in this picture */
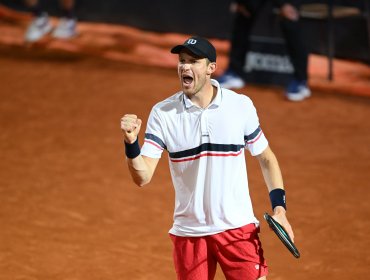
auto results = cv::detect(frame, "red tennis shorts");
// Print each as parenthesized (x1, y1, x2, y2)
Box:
(169, 223, 268, 280)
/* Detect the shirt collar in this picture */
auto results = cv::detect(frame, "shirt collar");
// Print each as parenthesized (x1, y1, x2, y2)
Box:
(182, 79, 222, 109)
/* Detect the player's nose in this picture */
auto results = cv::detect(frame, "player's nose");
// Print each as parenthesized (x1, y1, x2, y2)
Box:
(180, 63, 191, 71)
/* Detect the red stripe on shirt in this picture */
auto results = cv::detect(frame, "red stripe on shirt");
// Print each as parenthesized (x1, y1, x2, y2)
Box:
(144, 139, 164, 150)
(246, 131, 263, 144)
(170, 150, 243, 163)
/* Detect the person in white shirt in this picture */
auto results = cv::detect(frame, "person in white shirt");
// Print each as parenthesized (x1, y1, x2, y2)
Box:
(120, 36, 294, 280)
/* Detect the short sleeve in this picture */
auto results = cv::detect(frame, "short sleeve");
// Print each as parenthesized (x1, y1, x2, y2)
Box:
(141, 107, 166, 159)
(243, 98, 268, 156)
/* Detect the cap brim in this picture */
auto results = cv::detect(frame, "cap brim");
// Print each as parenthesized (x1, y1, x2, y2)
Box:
(170, 45, 206, 59)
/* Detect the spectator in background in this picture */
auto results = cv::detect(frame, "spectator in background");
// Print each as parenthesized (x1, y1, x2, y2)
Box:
(217, 0, 311, 102)
(24, 0, 77, 42)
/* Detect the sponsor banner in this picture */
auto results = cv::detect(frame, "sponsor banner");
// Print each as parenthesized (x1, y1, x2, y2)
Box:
(243, 36, 294, 86)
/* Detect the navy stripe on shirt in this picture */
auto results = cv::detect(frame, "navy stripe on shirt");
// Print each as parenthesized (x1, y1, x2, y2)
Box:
(145, 133, 167, 150)
(244, 126, 262, 144)
(169, 143, 245, 159)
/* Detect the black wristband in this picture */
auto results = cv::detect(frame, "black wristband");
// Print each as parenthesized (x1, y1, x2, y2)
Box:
(269, 188, 286, 211)
(124, 138, 141, 159)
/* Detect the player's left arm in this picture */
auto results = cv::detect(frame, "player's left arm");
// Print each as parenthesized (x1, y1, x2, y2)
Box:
(256, 145, 295, 242)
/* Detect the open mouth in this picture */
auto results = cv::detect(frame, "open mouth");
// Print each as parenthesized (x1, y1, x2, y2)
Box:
(182, 74, 193, 85)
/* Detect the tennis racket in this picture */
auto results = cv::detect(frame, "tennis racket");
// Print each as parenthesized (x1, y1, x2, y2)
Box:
(264, 213, 300, 258)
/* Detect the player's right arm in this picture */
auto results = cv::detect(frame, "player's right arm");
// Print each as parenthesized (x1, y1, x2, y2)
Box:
(121, 114, 160, 187)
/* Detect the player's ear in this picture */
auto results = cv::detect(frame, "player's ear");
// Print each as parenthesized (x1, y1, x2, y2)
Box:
(207, 62, 217, 75)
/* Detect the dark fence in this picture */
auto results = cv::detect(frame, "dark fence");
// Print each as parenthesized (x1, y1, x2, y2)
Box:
(2, 0, 369, 64)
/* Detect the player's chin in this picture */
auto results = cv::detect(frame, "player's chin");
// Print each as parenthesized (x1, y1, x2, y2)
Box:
(181, 83, 194, 94)
(181, 81, 194, 89)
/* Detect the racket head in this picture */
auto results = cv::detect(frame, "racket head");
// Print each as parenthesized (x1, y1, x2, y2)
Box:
(264, 213, 300, 258)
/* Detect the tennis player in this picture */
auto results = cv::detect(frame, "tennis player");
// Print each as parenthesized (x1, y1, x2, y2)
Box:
(121, 36, 295, 280)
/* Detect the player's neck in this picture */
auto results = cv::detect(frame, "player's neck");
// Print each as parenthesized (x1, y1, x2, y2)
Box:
(190, 82, 216, 109)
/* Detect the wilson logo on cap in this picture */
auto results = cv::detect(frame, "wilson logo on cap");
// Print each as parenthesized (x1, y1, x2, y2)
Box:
(186, 39, 197, 45)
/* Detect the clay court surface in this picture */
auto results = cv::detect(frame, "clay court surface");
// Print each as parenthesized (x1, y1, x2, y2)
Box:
(1, 10, 370, 279)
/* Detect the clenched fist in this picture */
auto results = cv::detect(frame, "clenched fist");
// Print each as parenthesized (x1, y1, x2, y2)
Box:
(120, 114, 142, 144)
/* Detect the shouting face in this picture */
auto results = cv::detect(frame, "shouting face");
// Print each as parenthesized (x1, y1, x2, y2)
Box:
(177, 50, 216, 98)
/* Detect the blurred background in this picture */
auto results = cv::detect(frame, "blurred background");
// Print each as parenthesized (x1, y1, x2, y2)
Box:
(1, 0, 368, 87)
(2, 0, 369, 62)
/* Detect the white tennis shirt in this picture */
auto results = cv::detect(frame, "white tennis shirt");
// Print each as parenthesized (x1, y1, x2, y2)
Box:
(141, 79, 268, 237)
